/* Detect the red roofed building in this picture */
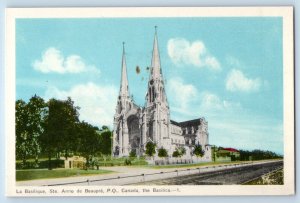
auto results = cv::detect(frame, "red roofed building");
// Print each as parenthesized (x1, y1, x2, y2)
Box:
(223, 148, 239, 152)
(216, 147, 240, 161)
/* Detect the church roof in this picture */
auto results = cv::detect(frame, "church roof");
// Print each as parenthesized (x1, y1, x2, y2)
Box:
(170, 118, 205, 127)
(170, 120, 180, 126)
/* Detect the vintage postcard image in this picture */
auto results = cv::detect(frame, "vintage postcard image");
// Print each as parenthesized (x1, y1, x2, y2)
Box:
(5, 7, 294, 196)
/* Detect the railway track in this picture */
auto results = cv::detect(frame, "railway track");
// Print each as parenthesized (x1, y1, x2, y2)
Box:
(134, 161, 283, 185)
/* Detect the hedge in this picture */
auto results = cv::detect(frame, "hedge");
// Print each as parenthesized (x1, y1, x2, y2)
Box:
(16, 159, 64, 170)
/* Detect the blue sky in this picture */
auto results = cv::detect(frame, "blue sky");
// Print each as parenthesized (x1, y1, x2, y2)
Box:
(16, 17, 283, 154)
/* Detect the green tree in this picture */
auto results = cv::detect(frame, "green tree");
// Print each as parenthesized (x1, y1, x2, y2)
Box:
(239, 149, 283, 161)
(77, 121, 102, 169)
(101, 125, 109, 131)
(193, 145, 204, 157)
(15, 96, 47, 167)
(158, 147, 168, 158)
(172, 146, 186, 158)
(16, 99, 30, 166)
(26, 95, 47, 166)
(145, 142, 156, 157)
(61, 98, 80, 158)
(99, 130, 112, 155)
(40, 98, 80, 169)
(247, 149, 282, 160)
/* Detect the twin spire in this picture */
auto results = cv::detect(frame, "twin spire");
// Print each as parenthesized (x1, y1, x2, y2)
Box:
(151, 26, 162, 80)
(119, 42, 129, 98)
(119, 27, 162, 98)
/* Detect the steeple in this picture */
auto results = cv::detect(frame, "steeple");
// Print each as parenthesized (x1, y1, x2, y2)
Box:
(119, 42, 129, 98)
(151, 26, 161, 80)
(146, 27, 169, 108)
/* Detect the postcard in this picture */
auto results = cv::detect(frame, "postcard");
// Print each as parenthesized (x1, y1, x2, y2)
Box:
(5, 7, 294, 196)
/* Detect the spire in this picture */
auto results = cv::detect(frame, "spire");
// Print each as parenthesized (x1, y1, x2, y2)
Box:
(146, 27, 169, 107)
(151, 26, 161, 79)
(120, 42, 129, 97)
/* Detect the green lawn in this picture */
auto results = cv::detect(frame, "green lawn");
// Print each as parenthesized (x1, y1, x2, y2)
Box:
(95, 158, 148, 166)
(16, 168, 113, 181)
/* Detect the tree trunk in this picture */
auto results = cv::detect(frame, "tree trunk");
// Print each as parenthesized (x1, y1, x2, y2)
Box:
(65, 150, 68, 160)
(85, 156, 89, 171)
(34, 154, 39, 168)
(22, 155, 26, 169)
(48, 154, 52, 170)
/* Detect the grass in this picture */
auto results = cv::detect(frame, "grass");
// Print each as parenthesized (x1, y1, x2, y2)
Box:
(243, 168, 284, 185)
(95, 158, 148, 166)
(16, 168, 113, 181)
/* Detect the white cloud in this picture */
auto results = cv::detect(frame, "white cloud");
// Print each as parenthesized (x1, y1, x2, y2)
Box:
(166, 77, 282, 154)
(226, 69, 261, 92)
(167, 77, 198, 110)
(200, 92, 241, 112)
(164, 76, 282, 153)
(201, 92, 223, 110)
(44, 82, 118, 127)
(167, 38, 221, 70)
(209, 117, 283, 154)
(33, 47, 100, 74)
(167, 77, 240, 117)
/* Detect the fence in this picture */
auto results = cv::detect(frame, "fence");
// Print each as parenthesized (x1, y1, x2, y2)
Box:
(147, 157, 212, 165)
(45, 160, 283, 186)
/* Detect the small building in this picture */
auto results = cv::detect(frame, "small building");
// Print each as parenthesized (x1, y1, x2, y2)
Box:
(62, 156, 86, 169)
(215, 147, 240, 162)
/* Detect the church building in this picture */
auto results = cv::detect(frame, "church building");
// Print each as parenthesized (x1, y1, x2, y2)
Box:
(112, 28, 211, 160)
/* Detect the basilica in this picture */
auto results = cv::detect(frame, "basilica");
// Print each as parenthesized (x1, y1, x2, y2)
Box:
(112, 29, 211, 160)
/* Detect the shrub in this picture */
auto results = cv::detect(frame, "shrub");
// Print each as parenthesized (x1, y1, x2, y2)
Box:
(145, 142, 156, 157)
(158, 147, 168, 158)
(124, 158, 132, 165)
(172, 150, 180, 157)
(193, 145, 204, 157)
(16, 159, 64, 170)
(178, 147, 186, 156)
(129, 150, 137, 158)
(172, 147, 186, 158)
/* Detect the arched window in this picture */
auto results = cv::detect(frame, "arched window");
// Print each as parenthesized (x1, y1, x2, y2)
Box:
(152, 87, 155, 102)
(118, 101, 122, 113)
(149, 87, 152, 102)
(149, 122, 153, 140)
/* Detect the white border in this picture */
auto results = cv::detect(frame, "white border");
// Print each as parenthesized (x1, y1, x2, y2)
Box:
(5, 7, 294, 196)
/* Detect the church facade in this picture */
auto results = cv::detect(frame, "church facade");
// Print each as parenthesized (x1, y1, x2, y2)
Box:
(112, 29, 211, 160)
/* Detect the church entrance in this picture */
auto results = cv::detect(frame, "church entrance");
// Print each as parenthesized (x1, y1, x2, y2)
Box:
(127, 115, 141, 155)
